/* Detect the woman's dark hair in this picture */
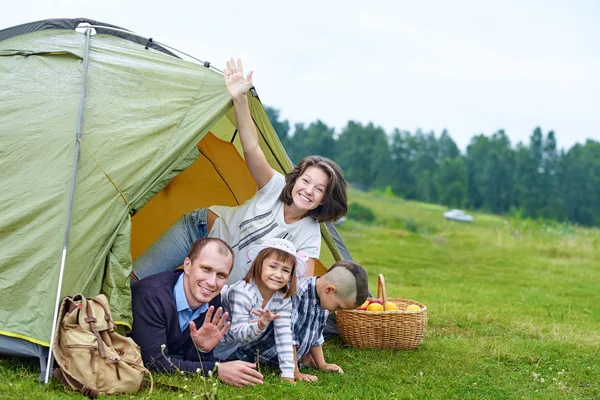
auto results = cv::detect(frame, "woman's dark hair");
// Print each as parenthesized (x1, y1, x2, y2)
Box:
(243, 247, 298, 298)
(279, 155, 348, 223)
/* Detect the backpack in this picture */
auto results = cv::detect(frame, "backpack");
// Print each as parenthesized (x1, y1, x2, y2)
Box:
(52, 294, 153, 398)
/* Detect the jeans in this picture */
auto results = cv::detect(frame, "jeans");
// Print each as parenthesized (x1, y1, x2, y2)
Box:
(132, 208, 208, 281)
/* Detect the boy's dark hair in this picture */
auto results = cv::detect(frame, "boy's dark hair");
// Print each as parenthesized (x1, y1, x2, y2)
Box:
(243, 247, 298, 298)
(279, 155, 348, 223)
(327, 260, 369, 307)
(187, 237, 234, 269)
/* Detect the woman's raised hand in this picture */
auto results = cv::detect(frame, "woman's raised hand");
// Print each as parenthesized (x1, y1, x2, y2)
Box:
(224, 57, 253, 100)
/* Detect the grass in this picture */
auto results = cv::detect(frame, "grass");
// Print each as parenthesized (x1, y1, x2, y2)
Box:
(1, 189, 599, 399)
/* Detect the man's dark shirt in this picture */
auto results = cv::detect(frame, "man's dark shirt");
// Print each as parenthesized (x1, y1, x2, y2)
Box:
(130, 270, 221, 373)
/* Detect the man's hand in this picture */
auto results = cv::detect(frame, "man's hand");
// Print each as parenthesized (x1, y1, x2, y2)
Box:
(251, 308, 280, 330)
(319, 363, 344, 374)
(217, 361, 263, 387)
(189, 306, 230, 352)
(294, 371, 318, 382)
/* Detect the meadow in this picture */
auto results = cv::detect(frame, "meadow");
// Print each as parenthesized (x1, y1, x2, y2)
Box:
(1, 189, 599, 399)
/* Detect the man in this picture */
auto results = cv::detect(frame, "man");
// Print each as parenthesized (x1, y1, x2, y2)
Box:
(130, 237, 263, 387)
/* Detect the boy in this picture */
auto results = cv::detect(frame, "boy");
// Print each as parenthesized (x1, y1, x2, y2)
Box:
(230, 259, 369, 382)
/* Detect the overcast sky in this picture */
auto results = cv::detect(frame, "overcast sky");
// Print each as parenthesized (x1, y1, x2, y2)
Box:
(2, 0, 598, 151)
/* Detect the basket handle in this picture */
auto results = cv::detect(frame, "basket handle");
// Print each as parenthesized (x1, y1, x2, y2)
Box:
(376, 274, 388, 310)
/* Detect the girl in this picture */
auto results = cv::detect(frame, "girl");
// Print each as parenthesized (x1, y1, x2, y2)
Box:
(132, 58, 347, 283)
(214, 238, 305, 383)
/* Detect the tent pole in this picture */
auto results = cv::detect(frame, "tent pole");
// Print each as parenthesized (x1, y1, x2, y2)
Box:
(44, 27, 93, 384)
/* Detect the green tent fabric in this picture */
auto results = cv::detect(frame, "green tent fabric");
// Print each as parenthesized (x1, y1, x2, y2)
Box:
(0, 19, 349, 373)
(0, 22, 230, 346)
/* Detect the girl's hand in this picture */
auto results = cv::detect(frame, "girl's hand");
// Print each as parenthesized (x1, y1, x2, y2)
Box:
(294, 371, 318, 382)
(319, 363, 344, 374)
(224, 57, 253, 101)
(251, 308, 280, 330)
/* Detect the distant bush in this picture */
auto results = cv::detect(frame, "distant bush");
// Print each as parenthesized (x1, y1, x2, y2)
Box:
(540, 220, 576, 236)
(380, 216, 428, 234)
(347, 202, 376, 223)
(405, 217, 418, 233)
(371, 185, 397, 198)
(385, 216, 405, 230)
(508, 206, 524, 220)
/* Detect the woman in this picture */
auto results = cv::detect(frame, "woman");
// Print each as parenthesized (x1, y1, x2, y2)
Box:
(132, 58, 347, 283)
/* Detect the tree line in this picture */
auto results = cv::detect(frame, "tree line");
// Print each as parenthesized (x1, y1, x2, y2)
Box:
(265, 107, 600, 227)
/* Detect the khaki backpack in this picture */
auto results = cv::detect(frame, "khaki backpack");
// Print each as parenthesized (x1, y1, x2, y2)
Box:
(52, 294, 153, 398)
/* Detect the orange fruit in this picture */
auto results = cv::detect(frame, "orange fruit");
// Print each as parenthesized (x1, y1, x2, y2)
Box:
(366, 303, 384, 312)
(406, 304, 421, 311)
(385, 302, 398, 311)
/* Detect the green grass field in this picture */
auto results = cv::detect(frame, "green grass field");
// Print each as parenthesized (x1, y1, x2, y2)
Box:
(1, 189, 599, 399)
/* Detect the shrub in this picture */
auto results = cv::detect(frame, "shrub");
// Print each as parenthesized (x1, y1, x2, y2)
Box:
(405, 217, 418, 233)
(347, 202, 376, 223)
(371, 185, 396, 198)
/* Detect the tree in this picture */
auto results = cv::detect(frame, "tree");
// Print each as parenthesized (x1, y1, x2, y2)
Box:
(466, 134, 490, 210)
(412, 130, 439, 203)
(518, 127, 545, 218)
(560, 140, 600, 226)
(389, 129, 417, 198)
(438, 129, 460, 160)
(485, 130, 514, 214)
(540, 131, 561, 219)
(435, 157, 467, 208)
(264, 106, 292, 153)
(512, 142, 530, 211)
(465, 131, 514, 214)
(289, 120, 336, 162)
(336, 121, 391, 190)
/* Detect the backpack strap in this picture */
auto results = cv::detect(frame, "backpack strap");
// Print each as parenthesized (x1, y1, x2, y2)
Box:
(84, 299, 106, 358)
(53, 368, 99, 399)
(88, 297, 115, 331)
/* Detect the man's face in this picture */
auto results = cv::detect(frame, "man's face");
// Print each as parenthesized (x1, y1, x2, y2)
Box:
(182, 242, 232, 309)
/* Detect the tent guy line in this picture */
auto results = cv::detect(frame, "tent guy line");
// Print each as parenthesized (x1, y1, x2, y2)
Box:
(79, 22, 226, 74)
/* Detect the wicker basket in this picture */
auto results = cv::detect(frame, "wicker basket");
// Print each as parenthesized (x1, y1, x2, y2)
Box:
(337, 274, 427, 350)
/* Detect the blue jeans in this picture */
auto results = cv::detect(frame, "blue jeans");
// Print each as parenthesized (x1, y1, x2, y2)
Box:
(132, 208, 208, 281)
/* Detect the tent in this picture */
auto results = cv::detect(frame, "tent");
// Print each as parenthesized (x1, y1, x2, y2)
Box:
(0, 18, 351, 380)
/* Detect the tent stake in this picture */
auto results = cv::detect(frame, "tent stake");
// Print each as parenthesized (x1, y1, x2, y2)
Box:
(44, 26, 92, 384)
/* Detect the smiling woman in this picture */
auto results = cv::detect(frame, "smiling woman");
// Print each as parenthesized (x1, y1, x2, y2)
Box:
(132, 58, 348, 284)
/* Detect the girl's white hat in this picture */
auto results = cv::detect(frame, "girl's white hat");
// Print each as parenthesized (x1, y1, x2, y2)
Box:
(246, 238, 308, 278)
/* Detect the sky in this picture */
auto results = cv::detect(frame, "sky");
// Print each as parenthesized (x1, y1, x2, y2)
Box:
(2, 0, 599, 151)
